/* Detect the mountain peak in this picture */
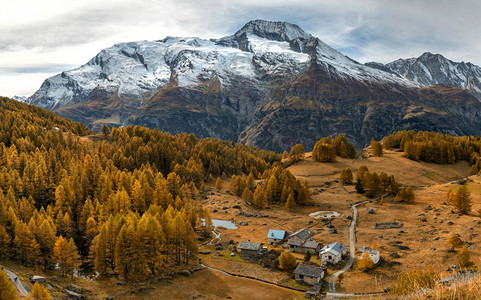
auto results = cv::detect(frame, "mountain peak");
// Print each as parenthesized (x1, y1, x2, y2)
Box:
(418, 52, 444, 60)
(234, 20, 312, 42)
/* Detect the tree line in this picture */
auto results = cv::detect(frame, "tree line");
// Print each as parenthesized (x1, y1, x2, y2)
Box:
(383, 130, 481, 174)
(230, 165, 309, 211)
(312, 136, 357, 162)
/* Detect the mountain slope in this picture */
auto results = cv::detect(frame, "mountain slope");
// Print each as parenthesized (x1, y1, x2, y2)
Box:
(26, 20, 481, 151)
(0, 96, 91, 137)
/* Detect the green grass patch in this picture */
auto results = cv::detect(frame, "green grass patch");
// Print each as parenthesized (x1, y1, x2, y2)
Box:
(443, 180, 481, 194)
(286, 278, 312, 289)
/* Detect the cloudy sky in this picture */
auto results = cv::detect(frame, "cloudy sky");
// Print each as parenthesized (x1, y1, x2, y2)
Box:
(1, 0, 480, 97)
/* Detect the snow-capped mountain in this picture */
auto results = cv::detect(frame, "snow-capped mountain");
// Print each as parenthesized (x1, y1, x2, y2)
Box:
(12, 96, 27, 102)
(27, 20, 414, 111)
(26, 20, 481, 151)
(383, 52, 481, 93)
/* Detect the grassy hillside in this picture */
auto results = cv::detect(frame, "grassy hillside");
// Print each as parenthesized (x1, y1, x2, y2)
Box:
(289, 150, 470, 188)
(287, 147, 479, 297)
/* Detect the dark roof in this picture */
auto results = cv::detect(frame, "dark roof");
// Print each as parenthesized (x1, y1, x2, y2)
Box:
(293, 263, 325, 278)
(303, 240, 320, 249)
(237, 241, 262, 251)
(287, 236, 304, 246)
(289, 228, 315, 240)
(288, 237, 320, 249)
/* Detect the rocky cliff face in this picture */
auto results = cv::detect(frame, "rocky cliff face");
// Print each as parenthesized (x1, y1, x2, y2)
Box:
(26, 20, 481, 151)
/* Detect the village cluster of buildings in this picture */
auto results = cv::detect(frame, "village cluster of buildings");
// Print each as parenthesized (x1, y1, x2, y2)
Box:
(236, 227, 381, 288)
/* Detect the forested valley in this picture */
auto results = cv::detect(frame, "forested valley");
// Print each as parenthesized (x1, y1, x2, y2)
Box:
(0, 96, 304, 282)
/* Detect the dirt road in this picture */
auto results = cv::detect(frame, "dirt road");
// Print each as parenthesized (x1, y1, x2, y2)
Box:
(2, 266, 31, 298)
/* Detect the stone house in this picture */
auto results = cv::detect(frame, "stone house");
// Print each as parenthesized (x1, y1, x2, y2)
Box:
(267, 229, 287, 245)
(237, 241, 262, 260)
(288, 236, 321, 254)
(319, 242, 347, 265)
(358, 246, 380, 264)
(288, 227, 315, 241)
(293, 263, 326, 286)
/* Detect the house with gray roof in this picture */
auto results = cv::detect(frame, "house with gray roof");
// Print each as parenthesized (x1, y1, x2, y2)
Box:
(358, 246, 380, 264)
(267, 229, 287, 245)
(293, 263, 326, 286)
(319, 242, 347, 265)
(237, 241, 262, 260)
(288, 227, 315, 241)
(288, 237, 321, 254)
(287, 227, 320, 254)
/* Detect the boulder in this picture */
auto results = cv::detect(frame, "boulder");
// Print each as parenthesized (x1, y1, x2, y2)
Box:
(66, 284, 83, 294)
(329, 228, 337, 234)
(367, 207, 374, 214)
(392, 244, 410, 250)
(64, 290, 85, 300)
(425, 205, 432, 210)
(180, 269, 192, 276)
(31, 276, 47, 284)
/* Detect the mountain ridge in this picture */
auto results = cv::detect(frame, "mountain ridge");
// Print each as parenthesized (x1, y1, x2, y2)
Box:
(382, 52, 481, 93)
(25, 20, 481, 151)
